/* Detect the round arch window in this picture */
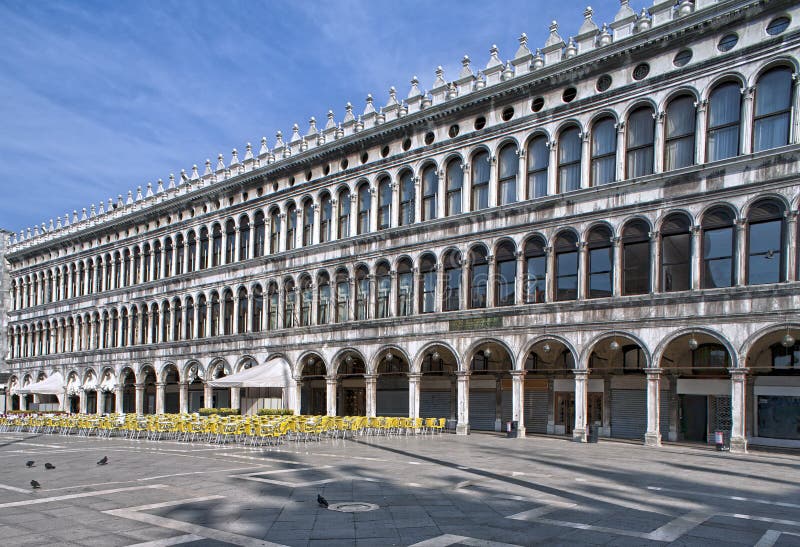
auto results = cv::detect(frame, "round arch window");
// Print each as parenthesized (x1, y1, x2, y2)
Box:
(673, 49, 692, 67)
(632, 63, 650, 80)
(596, 74, 612, 92)
(562, 87, 577, 102)
(718, 33, 738, 52)
(766, 16, 790, 36)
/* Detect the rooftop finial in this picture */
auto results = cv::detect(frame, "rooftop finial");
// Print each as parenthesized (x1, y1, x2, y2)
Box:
(486, 44, 502, 69)
(216, 153, 225, 171)
(364, 94, 376, 115)
(244, 142, 253, 160)
(230, 148, 239, 165)
(259, 137, 269, 156)
(204, 159, 212, 175)
(290, 124, 301, 143)
(157, 179, 165, 193)
(385, 86, 398, 107)
(459, 55, 473, 78)
(325, 110, 336, 129)
(168, 173, 176, 189)
(146, 182, 154, 197)
(407, 75, 422, 99)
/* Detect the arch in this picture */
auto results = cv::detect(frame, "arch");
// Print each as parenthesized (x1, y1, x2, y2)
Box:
(517, 334, 580, 371)
(652, 327, 738, 369)
(749, 57, 800, 87)
(330, 347, 368, 376)
(296, 351, 328, 377)
(370, 345, 413, 375)
(158, 361, 180, 383)
(463, 337, 516, 373)
(207, 358, 232, 379)
(580, 331, 653, 369)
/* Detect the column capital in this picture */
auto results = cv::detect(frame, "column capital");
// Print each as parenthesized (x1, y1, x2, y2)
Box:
(572, 369, 589, 378)
(155, 382, 166, 388)
(406, 372, 422, 381)
(455, 370, 471, 378)
(134, 383, 145, 389)
(363, 374, 378, 381)
(728, 367, 749, 378)
(509, 370, 526, 378)
(643, 367, 663, 377)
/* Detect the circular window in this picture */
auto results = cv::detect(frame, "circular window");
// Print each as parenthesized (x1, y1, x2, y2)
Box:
(340, 158, 349, 170)
(448, 124, 460, 138)
(596, 74, 612, 92)
(360, 152, 369, 164)
(474, 116, 486, 130)
(402, 138, 411, 151)
(717, 33, 738, 52)
(531, 97, 545, 112)
(632, 63, 650, 80)
(501, 107, 514, 121)
(766, 16, 790, 35)
(305, 171, 312, 182)
(380, 145, 390, 158)
(673, 49, 693, 67)
(562, 87, 577, 102)
(272, 182, 279, 191)
(288, 176, 295, 187)
(424, 132, 435, 145)
(323, 164, 330, 176)
(257, 187, 264, 197)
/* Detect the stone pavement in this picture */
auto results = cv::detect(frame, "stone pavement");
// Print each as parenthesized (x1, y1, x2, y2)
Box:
(0, 430, 798, 546)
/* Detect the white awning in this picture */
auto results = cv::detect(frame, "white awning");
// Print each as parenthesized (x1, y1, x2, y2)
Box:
(208, 359, 291, 389)
(17, 373, 64, 395)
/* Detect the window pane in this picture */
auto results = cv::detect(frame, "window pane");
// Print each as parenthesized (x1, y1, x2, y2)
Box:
(623, 241, 650, 295)
(470, 263, 488, 308)
(661, 233, 691, 292)
(527, 137, 549, 198)
(526, 255, 546, 303)
(497, 260, 516, 306)
(703, 227, 734, 288)
(748, 220, 783, 284)
(556, 251, 578, 301)
(588, 247, 612, 298)
(755, 68, 792, 117)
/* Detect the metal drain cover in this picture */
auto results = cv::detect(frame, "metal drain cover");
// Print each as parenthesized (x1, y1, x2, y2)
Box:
(327, 502, 379, 513)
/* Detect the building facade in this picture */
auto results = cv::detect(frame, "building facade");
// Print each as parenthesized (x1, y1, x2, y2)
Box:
(3, 0, 800, 451)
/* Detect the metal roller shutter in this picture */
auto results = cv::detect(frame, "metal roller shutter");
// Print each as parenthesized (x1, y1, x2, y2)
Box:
(420, 391, 450, 419)
(469, 391, 497, 431)
(501, 391, 512, 424)
(660, 392, 670, 437)
(376, 390, 408, 417)
(712, 396, 732, 445)
(525, 391, 549, 433)
(611, 389, 646, 439)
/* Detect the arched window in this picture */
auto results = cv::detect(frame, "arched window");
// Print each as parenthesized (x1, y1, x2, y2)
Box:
(161, 302, 170, 342)
(422, 165, 438, 220)
(469, 246, 489, 308)
(626, 106, 655, 178)
(130, 307, 139, 345)
(335, 270, 350, 322)
(198, 295, 207, 337)
(747, 200, 785, 284)
(132, 248, 141, 284)
(164, 238, 173, 277)
(443, 250, 462, 312)
(771, 342, 800, 370)
(527, 135, 549, 199)
(338, 189, 351, 238)
(399, 171, 415, 226)
(702, 207, 736, 288)
(707, 82, 742, 161)
(198, 227, 209, 269)
(664, 95, 696, 170)
(378, 176, 391, 230)
(225, 220, 236, 263)
(495, 241, 516, 306)
(210, 292, 220, 336)
(252, 285, 263, 331)
(397, 258, 413, 316)
(419, 254, 436, 313)
(142, 244, 150, 282)
(184, 232, 194, 273)
(446, 158, 463, 216)
(555, 231, 579, 301)
(284, 279, 296, 328)
(622, 219, 651, 295)
(87, 260, 96, 293)
(317, 273, 331, 325)
(267, 283, 278, 330)
(302, 201, 313, 247)
(185, 297, 194, 339)
(661, 213, 692, 292)
(355, 266, 369, 320)
(286, 203, 297, 251)
(524, 236, 547, 303)
(319, 194, 332, 243)
(497, 143, 518, 205)
(211, 224, 222, 267)
(223, 290, 234, 334)
(754, 67, 793, 152)
(151, 304, 160, 342)
(254, 211, 266, 257)
(269, 209, 281, 253)
(237, 288, 247, 333)
(587, 226, 613, 298)
(239, 215, 250, 260)
(591, 117, 616, 186)
(375, 262, 391, 318)
(357, 183, 370, 234)
(299, 277, 312, 326)
(558, 126, 581, 192)
(471, 151, 490, 210)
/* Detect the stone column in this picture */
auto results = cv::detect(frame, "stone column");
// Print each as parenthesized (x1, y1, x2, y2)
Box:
(545, 246, 555, 302)
(349, 277, 358, 320)
(330, 198, 339, 240)
(456, 371, 470, 435)
(515, 251, 525, 304)
(369, 185, 379, 232)
(786, 212, 798, 282)
(414, 176, 423, 223)
(230, 387, 240, 411)
(389, 271, 398, 317)
(436, 168, 446, 219)
(572, 370, 588, 442)
(546, 140, 558, 196)
(97, 391, 106, 415)
(650, 231, 661, 293)
(234, 227, 241, 262)
(486, 254, 496, 308)
(179, 383, 188, 414)
(729, 367, 748, 453)
(644, 368, 662, 447)
(233, 296, 240, 334)
(349, 194, 358, 236)
(310, 283, 319, 326)
(204, 383, 213, 409)
(741, 86, 754, 154)
(20, 392, 28, 411)
(577, 241, 588, 300)
(691, 225, 702, 290)
(510, 370, 526, 438)
(612, 236, 623, 296)
(79, 390, 87, 414)
(792, 74, 800, 144)
(364, 374, 377, 418)
(134, 383, 145, 415)
(155, 382, 165, 414)
(653, 110, 665, 173)
(367, 275, 377, 320)
(736, 218, 748, 286)
(221, 227, 228, 265)
(326, 377, 337, 417)
(311, 203, 321, 246)
(580, 130, 591, 189)
(408, 373, 421, 421)
(694, 99, 708, 164)
(115, 385, 123, 413)
(615, 121, 626, 182)
(461, 259, 471, 309)
(460, 163, 470, 213)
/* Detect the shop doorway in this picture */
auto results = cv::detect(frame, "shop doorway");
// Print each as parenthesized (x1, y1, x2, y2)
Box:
(556, 392, 575, 435)
(680, 394, 707, 442)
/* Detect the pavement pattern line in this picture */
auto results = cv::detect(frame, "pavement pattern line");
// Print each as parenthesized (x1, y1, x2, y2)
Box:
(126, 534, 206, 547)
(104, 496, 288, 547)
(0, 482, 34, 494)
(647, 485, 800, 509)
(755, 529, 800, 547)
(0, 484, 169, 509)
(409, 534, 522, 547)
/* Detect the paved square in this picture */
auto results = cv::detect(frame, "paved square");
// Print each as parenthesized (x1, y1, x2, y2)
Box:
(0, 431, 798, 546)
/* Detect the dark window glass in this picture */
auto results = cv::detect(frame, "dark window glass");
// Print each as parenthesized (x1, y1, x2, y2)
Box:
(707, 82, 742, 161)
(496, 243, 516, 306)
(665, 95, 696, 170)
(469, 249, 488, 308)
(446, 160, 463, 216)
(702, 209, 735, 288)
(399, 172, 415, 226)
(558, 127, 581, 192)
(587, 228, 613, 298)
(319, 196, 331, 243)
(766, 17, 791, 36)
(302, 202, 313, 247)
(524, 238, 547, 303)
(527, 136, 549, 199)
(498, 144, 518, 205)
(626, 107, 655, 178)
(622, 221, 651, 295)
(443, 252, 462, 311)
(748, 201, 785, 285)
(555, 233, 578, 301)
(358, 184, 371, 234)
(338, 191, 350, 238)
(718, 34, 738, 52)
(422, 166, 438, 221)
(378, 178, 391, 230)
(673, 49, 692, 67)
(754, 67, 793, 152)
(471, 151, 490, 210)
(397, 262, 413, 316)
(591, 117, 616, 186)
(376, 265, 391, 318)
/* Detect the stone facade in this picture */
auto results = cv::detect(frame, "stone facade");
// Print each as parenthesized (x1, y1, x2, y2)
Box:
(3, 0, 800, 452)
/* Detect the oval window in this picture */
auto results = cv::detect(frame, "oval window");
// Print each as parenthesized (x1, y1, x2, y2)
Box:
(717, 33, 738, 52)
(673, 49, 692, 67)
(380, 145, 390, 158)
(474, 116, 486, 130)
(424, 132, 435, 145)
(596, 74, 612, 92)
(448, 124, 460, 138)
(501, 107, 514, 121)
(340, 158, 349, 170)
(360, 152, 369, 164)
(766, 16, 790, 36)
(632, 63, 650, 80)
(531, 97, 545, 112)
(402, 138, 411, 151)
(562, 87, 577, 103)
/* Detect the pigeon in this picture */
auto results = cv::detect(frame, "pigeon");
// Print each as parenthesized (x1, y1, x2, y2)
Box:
(97, 456, 108, 466)
(44, 463, 55, 470)
(30, 480, 40, 489)
(25, 461, 35, 468)
(317, 494, 329, 508)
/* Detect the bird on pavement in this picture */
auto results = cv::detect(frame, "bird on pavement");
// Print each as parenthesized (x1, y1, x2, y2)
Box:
(25, 460, 35, 468)
(30, 480, 40, 489)
(317, 494, 329, 508)
(44, 463, 55, 470)
(97, 456, 108, 466)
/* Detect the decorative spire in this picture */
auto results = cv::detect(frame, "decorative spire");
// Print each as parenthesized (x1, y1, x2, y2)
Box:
(49, 218, 55, 230)
(514, 33, 532, 60)
(533, 48, 544, 68)
(597, 23, 612, 46)
(274, 130, 285, 148)
(545, 21, 564, 47)
(169, 173, 176, 189)
(157, 179, 165, 193)
(56, 217, 63, 229)
(290, 124, 301, 143)
(90, 204, 96, 217)
(502, 61, 514, 80)
(614, 0, 636, 22)
(578, 6, 599, 35)
(385, 87, 398, 108)
(407, 76, 422, 99)
(446, 82, 458, 99)
(564, 37, 577, 58)
(216, 153, 225, 171)
(363, 94, 376, 115)
(343, 102, 355, 123)
(244, 142, 253, 160)
(146, 182, 154, 197)
(230, 148, 239, 166)
(306, 117, 317, 136)
(203, 159, 213, 176)
(191, 164, 200, 180)
(81, 207, 88, 220)
(433, 66, 446, 89)
(486, 45, 503, 69)
(459, 55, 474, 78)
(325, 110, 336, 130)
(108, 198, 114, 211)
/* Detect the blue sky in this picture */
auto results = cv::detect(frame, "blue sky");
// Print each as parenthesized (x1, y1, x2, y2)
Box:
(0, 0, 623, 235)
